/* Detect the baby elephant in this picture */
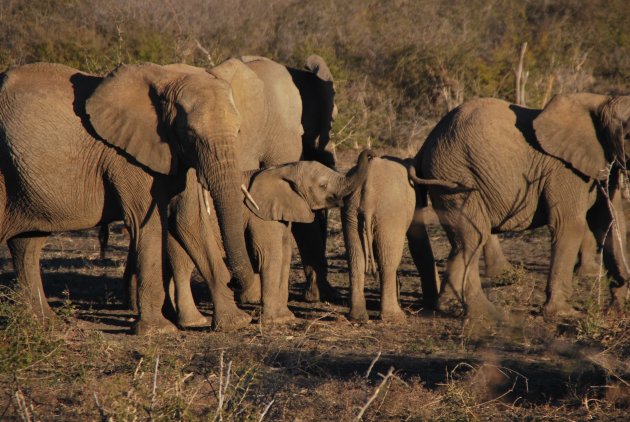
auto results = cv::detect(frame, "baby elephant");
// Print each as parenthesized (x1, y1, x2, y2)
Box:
(171, 150, 374, 326)
(341, 156, 452, 322)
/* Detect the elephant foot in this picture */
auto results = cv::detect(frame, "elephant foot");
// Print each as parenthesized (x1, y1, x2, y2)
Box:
(609, 285, 628, 313)
(304, 280, 340, 303)
(437, 289, 464, 317)
(483, 262, 513, 278)
(133, 318, 178, 335)
(575, 261, 601, 278)
(348, 307, 369, 322)
(261, 307, 296, 325)
(465, 296, 501, 322)
(543, 300, 581, 320)
(380, 308, 406, 323)
(238, 284, 262, 305)
(212, 308, 252, 332)
(178, 310, 210, 329)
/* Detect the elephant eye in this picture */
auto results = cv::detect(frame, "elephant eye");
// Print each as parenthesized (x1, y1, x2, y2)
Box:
(320, 182, 327, 189)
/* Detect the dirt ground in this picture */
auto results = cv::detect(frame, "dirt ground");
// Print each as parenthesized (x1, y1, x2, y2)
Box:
(0, 150, 629, 421)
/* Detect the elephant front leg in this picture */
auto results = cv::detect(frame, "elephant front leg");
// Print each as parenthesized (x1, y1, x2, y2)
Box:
(133, 227, 178, 335)
(543, 218, 586, 319)
(167, 234, 209, 328)
(122, 246, 139, 313)
(8, 234, 55, 321)
(174, 233, 251, 332)
(260, 225, 295, 324)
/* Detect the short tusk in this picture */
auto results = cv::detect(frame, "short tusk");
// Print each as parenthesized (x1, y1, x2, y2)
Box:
(203, 189, 212, 216)
(241, 184, 260, 210)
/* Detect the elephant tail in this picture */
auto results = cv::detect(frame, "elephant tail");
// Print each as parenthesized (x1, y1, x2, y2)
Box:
(407, 165, 471, 191)
(361, 213, 377, 276)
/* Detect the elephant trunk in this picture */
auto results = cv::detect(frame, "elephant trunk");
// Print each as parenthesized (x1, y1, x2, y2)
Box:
(198, 135, 255, 290)
(339, 149, 374, 197)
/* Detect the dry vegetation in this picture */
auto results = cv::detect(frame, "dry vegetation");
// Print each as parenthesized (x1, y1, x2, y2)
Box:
(0, 153, 629, 421)
(2, 0, 630, 151)
(1, 0, 630, 420)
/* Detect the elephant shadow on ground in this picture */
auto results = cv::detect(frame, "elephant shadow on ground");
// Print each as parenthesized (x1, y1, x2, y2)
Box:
(265, 349, 614, 405)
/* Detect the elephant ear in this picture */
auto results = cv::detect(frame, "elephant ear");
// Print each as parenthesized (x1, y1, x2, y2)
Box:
(208, 58, 264, 103)
(533, 93, 609, 180)
(305, 55, 334, 82)
(245, 166, 315, 223)
(86, 63, 176, 175)
(209, 58, 265, 138)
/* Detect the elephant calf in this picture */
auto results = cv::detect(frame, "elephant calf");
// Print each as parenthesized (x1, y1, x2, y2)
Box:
(341, 155, 457, 322)
(170, 150, 374, 326)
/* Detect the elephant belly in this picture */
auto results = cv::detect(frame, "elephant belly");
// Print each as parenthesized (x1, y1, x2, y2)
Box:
(2, 139, 110, 235)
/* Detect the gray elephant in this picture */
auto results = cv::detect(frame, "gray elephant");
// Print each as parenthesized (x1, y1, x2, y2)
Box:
(342, 156, 458, 322)
(170, 151, 373, 326)
(114, 55, 338, 308)
(412, 94, 630, 319)
(0, 61, 264, 334)
(286, 55, 339, 302)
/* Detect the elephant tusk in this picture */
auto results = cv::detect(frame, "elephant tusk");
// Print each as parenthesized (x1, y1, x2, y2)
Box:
(241, 184, 260, 210)
(203, 189, 212, 216)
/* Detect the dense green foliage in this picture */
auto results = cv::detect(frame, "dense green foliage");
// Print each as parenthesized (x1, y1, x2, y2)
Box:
(1, 0, 629, 149)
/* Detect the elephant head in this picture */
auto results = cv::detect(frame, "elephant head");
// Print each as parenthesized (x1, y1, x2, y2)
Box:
(534, 93, 630, 303)
(85, 61, 262, 287)
(533, 93, 630, 180)
(287, 55, 337, 168)
(245, 149, 374, 222)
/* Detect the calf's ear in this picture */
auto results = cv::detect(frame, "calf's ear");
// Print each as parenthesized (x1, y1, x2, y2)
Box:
(245, 167, 315, 223)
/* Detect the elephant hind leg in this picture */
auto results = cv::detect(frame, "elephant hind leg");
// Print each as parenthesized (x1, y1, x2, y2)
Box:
(7, 234, 55, 321)
(436, 210, 498, 320)
(374, 225, 406, 322)
(482, 235, 513, 278)
(543, 217, 586, 319)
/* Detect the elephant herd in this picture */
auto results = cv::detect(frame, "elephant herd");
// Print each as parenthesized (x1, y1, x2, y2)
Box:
(0, 55, 628, 335)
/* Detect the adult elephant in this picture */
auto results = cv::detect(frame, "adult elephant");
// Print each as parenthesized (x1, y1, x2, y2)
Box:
(0, 61, 260, 333)
(286, 55, 338, 302)
(143, 55, 336, 306)
(412, 94, 630, 319)
(106, 55, 338, 312)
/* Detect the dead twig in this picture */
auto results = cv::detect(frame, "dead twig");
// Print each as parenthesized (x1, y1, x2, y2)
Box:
(365, 351, 382, 378)
(355, 366, 395, 421)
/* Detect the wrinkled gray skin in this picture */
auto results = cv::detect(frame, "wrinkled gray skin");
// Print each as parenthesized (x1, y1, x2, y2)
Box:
(342, 156, 451, 322)
(414, 94, 630, 319)
(168, 151, 373, 327)
(0, 61, 260, 334)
